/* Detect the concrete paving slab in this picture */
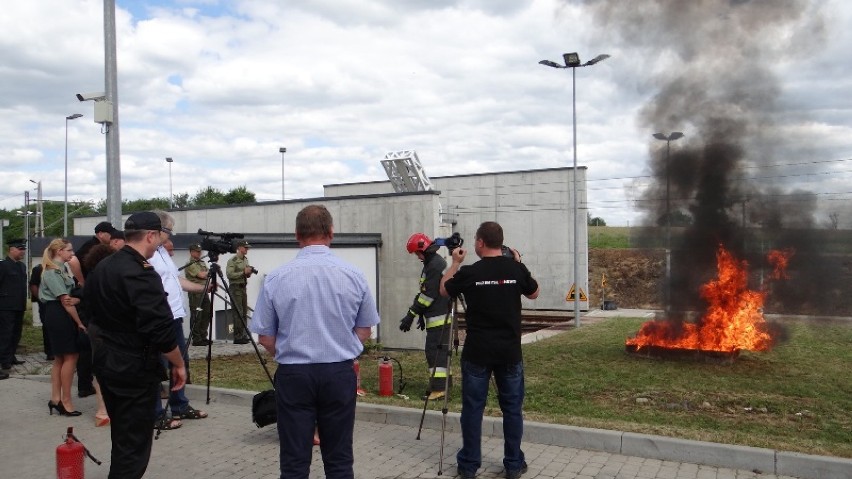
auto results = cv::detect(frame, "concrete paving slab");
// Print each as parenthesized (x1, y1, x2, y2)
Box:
(0, 375, 836, 479)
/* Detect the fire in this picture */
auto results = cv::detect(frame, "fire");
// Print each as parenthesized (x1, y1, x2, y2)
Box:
(626, 245, 794, 353)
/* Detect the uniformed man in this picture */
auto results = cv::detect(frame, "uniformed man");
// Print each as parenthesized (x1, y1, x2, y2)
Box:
(69, 221, 115, 398)
(226, 240, 256, 344)
(184, 243, 212, 346)
(68, 221, 115, 285)
(84, 212, 186, 479)
(0, 238, 28, 376)
(400, 233, 452, 400)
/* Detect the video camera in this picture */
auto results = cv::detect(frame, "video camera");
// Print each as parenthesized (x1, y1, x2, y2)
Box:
(433, 232, 464, 252)
(197, 229, 244, 257)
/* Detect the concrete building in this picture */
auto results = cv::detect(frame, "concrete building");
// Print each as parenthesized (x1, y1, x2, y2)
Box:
(72, 166, 587, 349)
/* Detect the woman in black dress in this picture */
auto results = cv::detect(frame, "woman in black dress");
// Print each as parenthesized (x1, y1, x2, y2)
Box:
(40, 238, 86, 416)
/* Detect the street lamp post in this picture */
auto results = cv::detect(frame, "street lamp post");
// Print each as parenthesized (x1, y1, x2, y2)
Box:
(64, 113, 83, 237)
(279, 147, 287, 200)
(165, 157, 174, 208)
(29, 180, 43, 237)
(652, 131, 684, 316)
(540, 51, 610, 328)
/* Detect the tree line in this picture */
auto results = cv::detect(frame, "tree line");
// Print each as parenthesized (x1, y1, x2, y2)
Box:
(0, 186, 256, 241)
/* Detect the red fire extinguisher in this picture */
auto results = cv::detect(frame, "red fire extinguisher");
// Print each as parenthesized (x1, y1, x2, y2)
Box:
(378, 356, 394, 396)
(56, 426, 101, 479)
(56, 427, 85, 479)
(353, 359, 366, 396)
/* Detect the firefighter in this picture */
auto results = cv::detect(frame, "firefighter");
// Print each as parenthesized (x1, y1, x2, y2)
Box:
(399, 233, 451, 400)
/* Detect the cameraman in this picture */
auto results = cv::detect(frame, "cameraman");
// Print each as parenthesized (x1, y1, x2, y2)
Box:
(439, 221, 539, 479)
(226, 240, 256, 344)
(400, 233, 451, 400)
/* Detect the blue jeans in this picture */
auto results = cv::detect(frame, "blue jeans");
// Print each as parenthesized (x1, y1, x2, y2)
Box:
(457, 360, 525, 474)
(155, 318, 190, 417)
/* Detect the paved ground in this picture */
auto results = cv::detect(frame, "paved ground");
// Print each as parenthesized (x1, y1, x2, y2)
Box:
(1, 311, 847, 478)
(0, 375, 800, 479)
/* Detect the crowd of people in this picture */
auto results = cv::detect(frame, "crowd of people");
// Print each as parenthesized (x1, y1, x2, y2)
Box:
(0, 207, 539, 479)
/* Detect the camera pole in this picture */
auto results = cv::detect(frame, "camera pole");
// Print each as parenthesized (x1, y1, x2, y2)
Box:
(415, 293, 461, 476)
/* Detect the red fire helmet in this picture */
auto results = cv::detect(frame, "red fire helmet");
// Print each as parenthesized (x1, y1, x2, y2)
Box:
(406, 233, 432, 254)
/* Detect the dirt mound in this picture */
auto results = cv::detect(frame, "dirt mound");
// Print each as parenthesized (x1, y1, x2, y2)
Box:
(590, 248, 852, 316)
(589, 249, 664, 310)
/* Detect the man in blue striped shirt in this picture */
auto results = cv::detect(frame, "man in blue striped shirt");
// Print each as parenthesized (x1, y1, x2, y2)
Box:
(251, 204, 380, 479)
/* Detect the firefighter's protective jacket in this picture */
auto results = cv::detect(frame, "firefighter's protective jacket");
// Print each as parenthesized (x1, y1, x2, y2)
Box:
(406, 252, 450, 328)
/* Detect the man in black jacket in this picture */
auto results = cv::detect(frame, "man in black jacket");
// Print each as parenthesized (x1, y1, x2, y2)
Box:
(0, 238, 28, 376)
(84, 212, 186, 479)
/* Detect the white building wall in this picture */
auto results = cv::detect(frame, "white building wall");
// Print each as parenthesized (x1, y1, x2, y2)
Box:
(325, 167, 589, 312)
(73, 166, 588, 349)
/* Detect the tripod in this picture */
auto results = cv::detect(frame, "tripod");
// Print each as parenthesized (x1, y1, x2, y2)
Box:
(416, 293, 464, 476)
(185, 250, 275, 405)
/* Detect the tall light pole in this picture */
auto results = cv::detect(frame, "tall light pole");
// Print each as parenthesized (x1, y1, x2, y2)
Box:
(0, 219, 8, 251)
(165, 157, 174, 208)
(652, 131, 684, 316)
(29, 180, 43, 237)
(64, 113, 83, 237)
(279, 147, 287, 200)
(540, 51, 610, 328)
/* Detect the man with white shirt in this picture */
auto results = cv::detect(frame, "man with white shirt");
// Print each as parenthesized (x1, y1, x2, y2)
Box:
(149, 211, 209, 429)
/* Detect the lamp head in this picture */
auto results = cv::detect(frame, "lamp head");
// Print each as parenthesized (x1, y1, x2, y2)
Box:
(585, 54, 610, 66)
(165, 157, 173, 163)
(669, 132, 684, 141)
(563, 52, 581, 66)
(279, 147, 287, 153)
(66, 113, 83, 120)
(538, 59, 563, 69)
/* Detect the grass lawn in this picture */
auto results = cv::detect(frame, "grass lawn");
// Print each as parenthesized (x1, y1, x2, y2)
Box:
(21, 312, 852, 458)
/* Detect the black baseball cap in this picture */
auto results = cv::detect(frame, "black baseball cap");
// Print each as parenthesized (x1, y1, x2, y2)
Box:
(95, 221, 116, 234)
(124, 212, 162, 231)
(6, 238, 26, 250)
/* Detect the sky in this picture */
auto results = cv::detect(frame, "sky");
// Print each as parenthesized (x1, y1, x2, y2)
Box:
(1, 0, 850, 228)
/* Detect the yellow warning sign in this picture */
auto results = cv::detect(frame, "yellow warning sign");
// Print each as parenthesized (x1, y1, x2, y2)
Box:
(565, 283, 588, 302)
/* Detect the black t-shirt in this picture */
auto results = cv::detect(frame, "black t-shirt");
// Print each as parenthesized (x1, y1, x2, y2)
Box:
(444, 256, 538, 365)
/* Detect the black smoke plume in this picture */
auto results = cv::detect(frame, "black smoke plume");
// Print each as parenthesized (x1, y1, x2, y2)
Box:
(573, 0, 847, 316)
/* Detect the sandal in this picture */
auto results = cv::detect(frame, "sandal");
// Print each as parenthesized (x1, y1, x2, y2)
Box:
(178, 405, 208, 419)
(154, 417, 182, 430)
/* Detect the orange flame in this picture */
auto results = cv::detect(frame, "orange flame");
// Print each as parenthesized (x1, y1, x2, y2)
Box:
(626, 245, 793, 353)
(767, 248, 794, 279)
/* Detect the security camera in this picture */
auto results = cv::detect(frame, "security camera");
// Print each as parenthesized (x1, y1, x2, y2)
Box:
(76, 92, 106, 102)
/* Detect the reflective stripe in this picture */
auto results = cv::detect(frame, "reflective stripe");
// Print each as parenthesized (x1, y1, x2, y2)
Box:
(429, 367, 448, 378)
(417, 293, 434, 307)
(425, 315, 451, 328)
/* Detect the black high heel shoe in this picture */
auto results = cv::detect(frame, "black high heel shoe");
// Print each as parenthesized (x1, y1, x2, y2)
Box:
(48, 400, 61, 415)
(57, 401, 82, 417)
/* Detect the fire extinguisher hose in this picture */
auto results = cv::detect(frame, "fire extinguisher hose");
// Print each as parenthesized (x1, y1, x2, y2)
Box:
(66, 430, 103, 466)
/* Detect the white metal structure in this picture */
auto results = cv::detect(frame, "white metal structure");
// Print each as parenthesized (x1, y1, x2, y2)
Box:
(381, 150, 434, 193)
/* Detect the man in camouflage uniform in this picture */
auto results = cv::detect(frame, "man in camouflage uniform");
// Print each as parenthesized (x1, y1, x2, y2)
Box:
(226, 240, 256, 344)
(184, 243, 212, 346)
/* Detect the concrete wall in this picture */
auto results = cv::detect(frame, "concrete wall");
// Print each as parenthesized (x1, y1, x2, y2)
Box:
(75, 192, 443, 350)
(74, 166, 588, 348)
(325, 167, 589, 312)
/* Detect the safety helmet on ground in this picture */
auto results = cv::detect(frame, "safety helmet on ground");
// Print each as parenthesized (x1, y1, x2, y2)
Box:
(406, 233, 432, 254)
